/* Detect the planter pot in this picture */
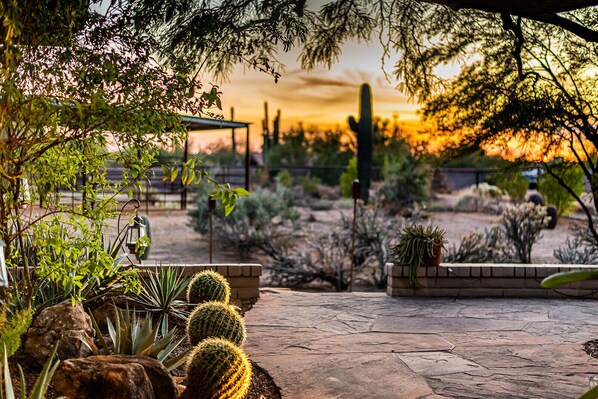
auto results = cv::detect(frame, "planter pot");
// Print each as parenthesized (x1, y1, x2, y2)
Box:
(421, 244, 442, 266)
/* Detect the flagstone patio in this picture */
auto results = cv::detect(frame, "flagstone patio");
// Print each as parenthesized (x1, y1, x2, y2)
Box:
(245, 288, 598, 398)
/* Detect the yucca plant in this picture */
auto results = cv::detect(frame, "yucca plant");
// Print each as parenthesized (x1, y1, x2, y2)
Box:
(0, 344, 60, 399)
(85, 307, 187, 372)
(133, 266, 191, 333)
(391, 224, 446, 288)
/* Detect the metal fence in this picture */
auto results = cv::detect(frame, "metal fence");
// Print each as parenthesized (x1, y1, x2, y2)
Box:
(62, 165, 532, 210)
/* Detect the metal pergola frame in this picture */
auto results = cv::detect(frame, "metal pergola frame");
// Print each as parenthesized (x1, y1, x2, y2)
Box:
(180, 115, 251, 208)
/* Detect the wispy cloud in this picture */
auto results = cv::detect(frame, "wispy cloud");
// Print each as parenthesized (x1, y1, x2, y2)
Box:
(208, 45, 423, 149)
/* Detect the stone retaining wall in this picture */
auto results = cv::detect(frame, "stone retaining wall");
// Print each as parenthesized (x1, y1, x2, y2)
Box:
(139, 264, 261, 299)
(386, 263, 598, 298)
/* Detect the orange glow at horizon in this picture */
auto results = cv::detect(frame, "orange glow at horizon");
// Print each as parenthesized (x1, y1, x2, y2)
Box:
(189, 42, 424, 154)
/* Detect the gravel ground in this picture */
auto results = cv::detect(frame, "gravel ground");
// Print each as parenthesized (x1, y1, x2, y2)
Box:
(144, 202, 583, 266)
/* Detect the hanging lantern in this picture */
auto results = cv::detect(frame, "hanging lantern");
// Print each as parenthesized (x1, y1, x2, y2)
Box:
(0, 240, 8, 288)
(126, 213, 147, 254)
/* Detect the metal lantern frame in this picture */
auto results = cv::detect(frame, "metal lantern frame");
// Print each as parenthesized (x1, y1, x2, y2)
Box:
(126, 213, 147, 254)
(117, 199, 148, 257)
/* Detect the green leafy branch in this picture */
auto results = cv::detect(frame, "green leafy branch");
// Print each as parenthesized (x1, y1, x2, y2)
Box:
(161, 158, 250, 216)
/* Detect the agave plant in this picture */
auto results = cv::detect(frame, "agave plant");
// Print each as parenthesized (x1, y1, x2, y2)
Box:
(85, 307, 187, 372)
(0, 344, 60, 399)
(132, 266, 191, 333)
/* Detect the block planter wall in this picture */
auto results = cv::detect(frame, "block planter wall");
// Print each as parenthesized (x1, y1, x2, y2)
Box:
(386, 263, 598, 298)
(139, 263, 262, 300)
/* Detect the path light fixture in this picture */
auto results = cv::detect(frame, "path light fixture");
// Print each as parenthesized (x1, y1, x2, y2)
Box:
(117, 198, 148, 258)
(0, 240, 8, 288)
(350, 179, 361, 292)
(126, 212, 147, 255)
(208, 196, 216, 263)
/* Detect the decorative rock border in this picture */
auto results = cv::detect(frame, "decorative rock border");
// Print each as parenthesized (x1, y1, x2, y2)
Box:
(386, 263, 598, 298)
(139, 264, 262, 299)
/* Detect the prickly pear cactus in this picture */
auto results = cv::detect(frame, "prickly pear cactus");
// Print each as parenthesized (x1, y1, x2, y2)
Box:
(348, 83, 373, 204)
(186, 301, 246, 347)
(183, 337, 252, 399)
(186, 270, 231, 305)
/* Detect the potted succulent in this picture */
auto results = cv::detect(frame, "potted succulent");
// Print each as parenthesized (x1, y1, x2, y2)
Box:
(391, 224, 446, 288)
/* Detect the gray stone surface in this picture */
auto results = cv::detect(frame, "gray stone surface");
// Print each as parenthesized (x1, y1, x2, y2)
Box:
(246, 289, 598, 399)
(396, 351, 485, 376)
(372, 316, 529, 333)
(254, 353, 436, 399)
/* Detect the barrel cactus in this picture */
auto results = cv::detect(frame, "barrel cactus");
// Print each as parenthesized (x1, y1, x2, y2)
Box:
(348, 83, 373, 204)
(183, 337, 252, 399)
(187, 270, 231, 304)
(187, 302, 246, 347)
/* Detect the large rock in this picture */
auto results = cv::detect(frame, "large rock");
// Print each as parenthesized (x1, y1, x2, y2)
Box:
(24, 300, 95, 367)
(54, 355, 178, 399)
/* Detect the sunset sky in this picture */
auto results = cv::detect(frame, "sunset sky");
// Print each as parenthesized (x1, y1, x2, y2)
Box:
(190, 39, 425, 152)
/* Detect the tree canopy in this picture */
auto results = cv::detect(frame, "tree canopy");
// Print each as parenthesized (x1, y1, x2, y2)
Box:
(126, 0, 598, 238)
(0, 0, 233, 305)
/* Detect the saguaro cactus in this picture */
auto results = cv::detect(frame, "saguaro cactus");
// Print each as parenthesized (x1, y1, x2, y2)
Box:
(262, 102, 271, 163)
(348, 83, 373, 204)
(273, 109, 281, 146)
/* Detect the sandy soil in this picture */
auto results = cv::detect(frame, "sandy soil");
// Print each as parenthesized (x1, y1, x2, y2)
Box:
(143, 200, 584, 266)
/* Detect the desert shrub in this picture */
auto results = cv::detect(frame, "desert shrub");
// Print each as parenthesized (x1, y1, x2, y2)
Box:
(454, 194, 485, 213)
(267, 203, 401, 290)
(310, 128, 353, 185)
(189, 185, 299, 258)
(273, 169, 293, 188)
(472, 183, 503, 198)
(379, 153, 429, 207)
(340, 158, 358, 198)
(454, 184, 504, 214)
(447, 203, 548, 264)
(539, 164, 586, 217)
(297, 175, 321, 195)
(445, 227, 515, 263)
(554, 222, 598, 264)
(495, 171, 528, 201)
(498, 203, 550, 263)
(266, 127, 310, 167)
(266, 230, 352, 291)
(341, 205, 402, 288)
(0, 304, 34, 359)
(9, 219, 141, 311)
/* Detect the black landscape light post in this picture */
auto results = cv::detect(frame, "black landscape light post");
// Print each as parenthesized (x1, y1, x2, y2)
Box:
(350, 179, 361, 292)
(208, 196, 216, 263)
